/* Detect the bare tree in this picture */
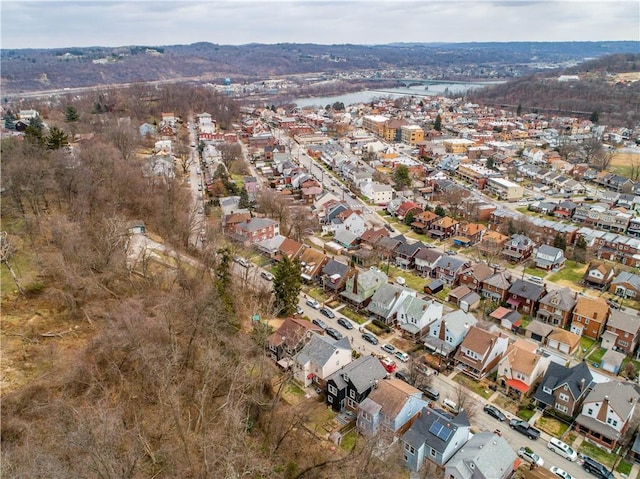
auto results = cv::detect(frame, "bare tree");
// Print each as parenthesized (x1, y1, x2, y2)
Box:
(218, 142, 243, 168)
(454, 384, 478, 421)
(0, 232, 25, 295)
(107, 125, 139, 162)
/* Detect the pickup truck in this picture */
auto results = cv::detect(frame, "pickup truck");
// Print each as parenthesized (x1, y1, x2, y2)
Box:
(509, 419, 541, 440)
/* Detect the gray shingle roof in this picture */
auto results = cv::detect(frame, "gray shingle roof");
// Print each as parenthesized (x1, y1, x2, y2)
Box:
(402, 407, 469, 452)
(445, 431, 516, 479)
(326, 355, 387, 393)
(608, 310, 640, 334)
(297, 334, 351, 367)
(612, 271, 640, 289)
(534, 361, 592, 407)
(539, 287, 577, 311)
(508, 278, 545, 301)
(442, 310, 478, 338)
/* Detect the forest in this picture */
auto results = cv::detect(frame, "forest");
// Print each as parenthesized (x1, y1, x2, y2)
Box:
(1, 84, 409, 478)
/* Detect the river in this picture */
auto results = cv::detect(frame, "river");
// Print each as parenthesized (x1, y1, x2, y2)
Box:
(293, 82, 504, 108)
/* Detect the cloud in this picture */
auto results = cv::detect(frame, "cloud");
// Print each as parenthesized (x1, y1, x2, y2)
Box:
(1, 0, 638, 49)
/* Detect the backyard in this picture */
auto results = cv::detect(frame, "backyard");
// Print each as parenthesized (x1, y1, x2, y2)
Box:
(548, 260, 588, 285)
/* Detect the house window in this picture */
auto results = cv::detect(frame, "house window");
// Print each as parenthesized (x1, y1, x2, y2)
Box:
(362, 411, 371, 422)
(588, 408, 594, 415)
(555, 404, 568, 413)
(585, 318, 590, 325)
(347, 398, 356, 408)
(328, 395, 333, 403)
(559, 393, 569, 402)
(430, 448, 437, 458)
(350, 389, 356, 399)
(328, 384, 337, 395)
(543, 386, 552, 394)
(613, 420, 618, 427)
(405, 443, 415, 455)
(619, 340, 629, 347)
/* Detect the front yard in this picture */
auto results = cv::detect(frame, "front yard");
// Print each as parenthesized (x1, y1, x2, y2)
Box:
(452, 373, 493, 399)
(578, 441, 617, 468)
(548, 260, 588, 285)
(523, 266, 546, 278)
(535, 415, 568, 437)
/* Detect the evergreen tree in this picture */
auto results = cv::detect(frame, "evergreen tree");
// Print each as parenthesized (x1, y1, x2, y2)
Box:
(434, 114, 442, 132)
(590, 111, 599, 123)
(46, 126, 69, 150)
(404, 211, 415, 226)
(64, 106, 79, 123)
(3, 110, 17, 130)
(423, 204, 432, 212)
(238, 187, 251, 209)
(434, 205, 446, 217)
(553, 233, 567, 251)
(574, 236, 588, 263)
(24, 123, 45, 147)
(393, 165, 411, 191)
(516, 103, 522, 116)
(273, 256, 302, 317)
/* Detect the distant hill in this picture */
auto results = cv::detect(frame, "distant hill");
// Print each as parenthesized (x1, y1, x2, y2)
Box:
(467, 53, 640, 127)
(1, 41, 638, 94)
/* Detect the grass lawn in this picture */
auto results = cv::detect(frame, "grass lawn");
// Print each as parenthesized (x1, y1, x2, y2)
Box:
(580, 336, 596, 352)
(587, 347, 607, 365)
(381, 264, 425, 292)
(548, 260, 587, 284)
(617, 460, 633, 476)
(517, 408, 535, 421)
(516, 207, 541, 217)
(285, 382, 305, 396)
(535, 416, 568, 437)
(340, 430, 358, 452)
(612, 164, 633, 179)
(452, 374, 493, 399)
(621, 357, 640, 376)
(341, 307, 367, 325)
(579, 441, 616, 468)
(307, 287, 329, 303)
(434, 287, 450, 302)
(524, 266, 547, 278)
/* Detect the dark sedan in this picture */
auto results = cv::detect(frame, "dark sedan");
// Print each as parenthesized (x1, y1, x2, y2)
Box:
(319, 307, 335, 319)
(483, 404, 507, 422)
(325, 327, 343, 341)
(337, 317, 354, 330)
(361, 332, 379, 345)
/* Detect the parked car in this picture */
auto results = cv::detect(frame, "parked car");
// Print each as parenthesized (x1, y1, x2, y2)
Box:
(337, 317, 354, 330)
(306, 298, 321, 309)
(442, 398, 459, 414)
(445, 249, 457, 256)
(233, 256, 250, 268)
(420, 385, 440, 401)
(517, 447, 544, 467)
(294, 306, 303, 316)
(550, 466, 575, 479)
(260, 271, 274, 281)
(381, 343, 396, 354)
(548, 437, 578, 461)
(312, 318, 327, 330)
(361, 332, 379, 345)
(319, 307, 335, 319)
(483, 404, 506, 422)
(395, 370, 412, 384)
(509, 419, 541, 440)
(582, 456, 614, 479)
(394, 351, 409, 362)
(325, 327, 343, 341)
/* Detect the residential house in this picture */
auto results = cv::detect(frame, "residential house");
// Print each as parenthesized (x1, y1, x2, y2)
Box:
(359, 227, 389, 248)
(604, 310, 640, 355)
(595, 173, 635, 193)
(458, 263, 494, 292)
(396, 296, 443, 339)
(299, 248, 330, 283)
(429, 216, 460, 240)
(395, 241, 428, 270)
(480, 270, 513, 303)
(498, 340, 550, 398)
(396, 201, 423, 221)
(401, 407, 471, 471)
(534, 361, 593, 417)
(366, 283, 416, 325)
(536, 287, 577, 328)
(507, 279, 547, 316)
(266, 317, 323, 365)
(554, 200, 578, 220)
(295, 334, 352, 387)
(610, 271, 640, 298)
(583, 261, 616, 290)
(410, 210, 439, 235)
(600, 349, 626, 375)
(534, 245, 565, 271)
(357, 378, 429, 437)
(433, 255, 470, 286)
(477, 230, 509, 257)
(502, 234, 535, 263)
(524, 320, 555, 344)
(454, 326, 509, 379)
(424, 310, 478, 360)
(228, 217, 280, 245)
(570, 296, 610, 339)
(325, 355, 388, 412)
(333, 229, 359, 250)
(255, 235, 288, 258)
(321, 259, 354, 295)
(456, 222, 487, 245)
(575, 381, 640, 451)
(414, 248, 443, 278)
(375, 236, 406, 261)
(277, 237, 305, 261)
(360, 182, 394, 205)
(341, 268, 388, 310)
(546, 328, 581, 355)
(444, 431, 518, 479)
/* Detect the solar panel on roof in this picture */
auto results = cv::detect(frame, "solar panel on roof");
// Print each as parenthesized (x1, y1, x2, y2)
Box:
(428, 420, 453, 442)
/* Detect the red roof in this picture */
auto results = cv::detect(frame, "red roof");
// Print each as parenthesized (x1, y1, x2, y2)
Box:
(506, 379, 530, 393)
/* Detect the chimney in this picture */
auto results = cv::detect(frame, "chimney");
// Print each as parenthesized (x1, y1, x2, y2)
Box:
(594, 312, 598, 320)
(579, 378, 585, 391)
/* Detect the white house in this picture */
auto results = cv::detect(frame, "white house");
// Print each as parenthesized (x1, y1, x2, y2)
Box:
(323, 209, 367, 237)
(534, 245, 565, 271)
(497, 339, 550, 398)
(294, 334, 352, 387)
(396, 296, 443, 339)
(360, 181, 394, 205)
(424, 310, 478, 357)
(154, 139, 173, 155)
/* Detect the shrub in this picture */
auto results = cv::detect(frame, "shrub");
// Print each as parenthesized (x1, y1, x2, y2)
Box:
(371, 319, 391, 333)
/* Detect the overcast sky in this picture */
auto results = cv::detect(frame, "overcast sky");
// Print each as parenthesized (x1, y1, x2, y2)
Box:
(2, 1, 638, 50)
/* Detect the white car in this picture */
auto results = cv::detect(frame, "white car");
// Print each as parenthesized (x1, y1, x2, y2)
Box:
(233, 256, 250, 268)
(394, 351, 409, 362)
(260, 271, 274, 281)
(517, 447, 544, 467)
(305, 298, 320, 309)
(549, 467, 575, 479)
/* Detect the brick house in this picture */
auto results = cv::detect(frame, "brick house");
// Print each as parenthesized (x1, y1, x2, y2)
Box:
(583, 261, 615, 290)
(501, 234, 535, 263)
(453, 326, 509, 380)
(429, 216, 459, 240)
(480, 271, 513, 303)
(506, 279, 547, 316)
(536, 288, 577, 328)
(458, 263, 494, 292)
(477, 230, 509, 257)
(570, 296, 610, 340)
(228, 217, 279, 245)
(604, 310, 640, 355)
